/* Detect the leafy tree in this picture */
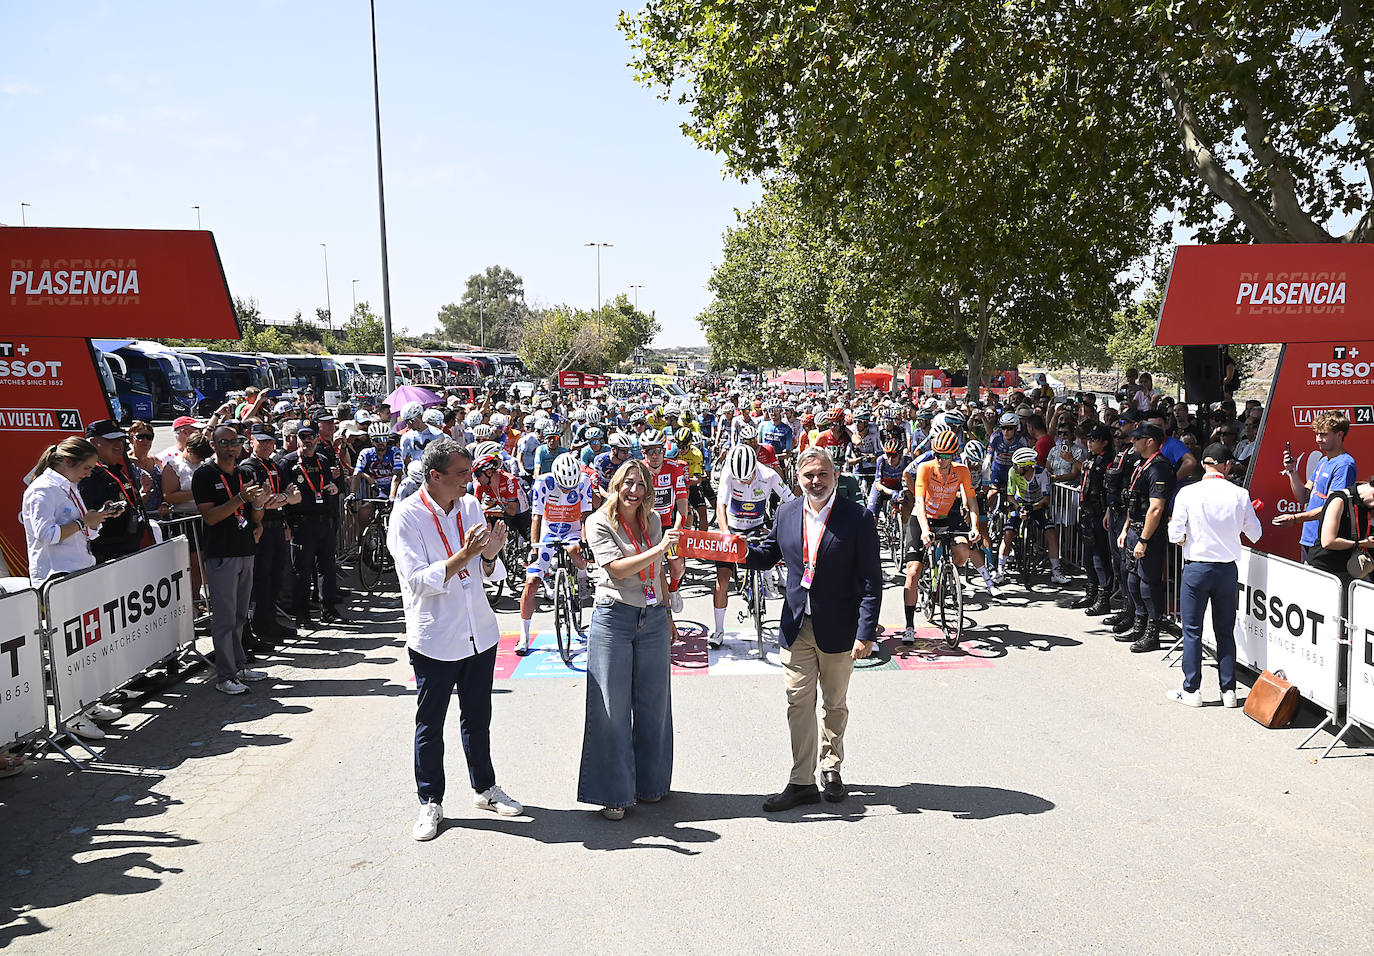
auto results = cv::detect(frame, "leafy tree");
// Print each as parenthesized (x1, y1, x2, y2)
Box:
(341, 301, 385, 354)
(437, 265, 530, 349)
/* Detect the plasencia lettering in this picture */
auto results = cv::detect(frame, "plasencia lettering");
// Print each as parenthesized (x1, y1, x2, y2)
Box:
(1235, 279, 1347, 307)
(1238, 582, 1325, 644)
(10, 269, 140, 296)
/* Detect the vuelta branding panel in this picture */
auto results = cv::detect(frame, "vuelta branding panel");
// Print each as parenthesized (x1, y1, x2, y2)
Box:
(1155, 243, 1373, 346)
(1246, 341, 1374, 561)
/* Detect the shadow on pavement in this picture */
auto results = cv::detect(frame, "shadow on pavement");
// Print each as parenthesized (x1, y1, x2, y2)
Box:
(963, 624, 1083, 658)
(447, 780, 1054, 854)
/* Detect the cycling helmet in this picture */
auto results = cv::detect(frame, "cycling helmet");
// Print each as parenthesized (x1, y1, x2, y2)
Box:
(367, 422, 392, 440)
(583, 426, 606, 443)
(473, 424, 495, 440)
(999, 412, 1020, 428)
(474, 452, 502, 472)
(523, 415, 536, 428)
(608, 432, 632, 450)
(571, 408, 585, 421)
(400, 401, 424, 422)
(663, 403, 681, 418)
(737, 423, 758, 441)
(882, 435, 904, 454)
(675, 427, 694, 445)
(630, 412, 647, 425)
(474, 440, 503, 460)
(1012, 447, 1039, 467)
(916, 408, 935, 421)
(464, 411, 482, 428)
(816, 411, 836, 429)
(585, 407, 602, 425)
(540, 423, 560, 438)
(932, 430, 961, 455)
(490, 413, 508, 428)
(801, 413, 815, 428)
(930, 422, 952, 436)
(552, 453, 583, 490)
(640, 428, 666, 448)
(963, 440, 986, 465)
(855, 411, 872, 424)
(727, 444, 758, 482)
(943, 410, 966, 428)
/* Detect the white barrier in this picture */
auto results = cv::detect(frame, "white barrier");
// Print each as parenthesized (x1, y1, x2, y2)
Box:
(44, 538, 194, 724)
(1329, 580, 1374, 755)
(0, 589, 46, 746)
(1224, 548, 1343, 715)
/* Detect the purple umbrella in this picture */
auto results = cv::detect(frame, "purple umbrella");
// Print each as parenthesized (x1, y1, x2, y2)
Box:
(383, 385, 444, 430)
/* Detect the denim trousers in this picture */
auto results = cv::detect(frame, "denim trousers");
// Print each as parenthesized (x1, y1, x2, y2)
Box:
(410, 645, 497, 805)
(577, 599, 674, 808)
(1180, 561, 1238, 694)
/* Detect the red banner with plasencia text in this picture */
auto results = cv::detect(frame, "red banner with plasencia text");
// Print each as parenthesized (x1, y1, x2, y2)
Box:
(676, 529, 748, 563)
(0, 227, 238, 577)
(1245, 341, 1374, 563)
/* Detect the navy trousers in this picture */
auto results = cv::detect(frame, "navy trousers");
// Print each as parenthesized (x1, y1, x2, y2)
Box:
(1180, 561, 1238, 694)
(410, 645, 497, 805)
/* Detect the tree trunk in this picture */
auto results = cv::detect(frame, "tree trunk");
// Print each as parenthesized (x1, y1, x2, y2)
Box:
(829, 325, 855, 392)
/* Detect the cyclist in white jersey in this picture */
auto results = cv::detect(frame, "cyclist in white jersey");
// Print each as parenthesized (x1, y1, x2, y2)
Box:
(709, 444, 794, 648)
(517, 454, 593, 654)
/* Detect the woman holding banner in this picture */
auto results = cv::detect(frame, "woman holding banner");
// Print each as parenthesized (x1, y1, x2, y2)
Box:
(578, 459, 684, 820)
(19, 437, 125, 746)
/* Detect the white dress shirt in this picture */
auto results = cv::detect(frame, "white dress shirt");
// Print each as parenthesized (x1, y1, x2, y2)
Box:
(1167, 474, 1262, 563)
(387, 488, 500, 661)
(22, 469, 96, 587)
(801, 489, 836, 614)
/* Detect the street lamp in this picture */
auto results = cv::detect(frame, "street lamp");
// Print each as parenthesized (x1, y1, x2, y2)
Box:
(584, 241, 613, 371)
(627, 283, 644, 312)
(193, 205, 201, 229)
(320, 242, 333, 332)
(352, 279, 360, 314)
(20, 203, 30, 225)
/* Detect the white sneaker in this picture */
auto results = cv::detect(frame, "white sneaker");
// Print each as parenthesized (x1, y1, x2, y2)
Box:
(412, 802, 443, 841)
(982, 575, 1000, 597)
(68, 716, 105, 740)
(1221, 689, 1239, 709)
(670, 590, 683, 613)
(901, 626, 915, 645)
(514, 633, 531, 655)
(215, 679, 249, 696)
(88, 702, 122, 722)
(992, 569, 1008, 585)
(708, 631, 724, 649)
(474, 784, 523, 816)
(237, 668, 268, 682)
(1050, 569, 1071, 585)
(1166, 686, 1202, 708)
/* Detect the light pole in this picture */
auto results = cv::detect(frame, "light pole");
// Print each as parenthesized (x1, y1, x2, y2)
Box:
(352, 279, 360, 315)
(193, 205, 201, 229)
(627, 283, 644, 312)
(584, 241, 613, 371)
(320, 242, 333, 332)
(370, 0, 396, 398)
(20, 203, 30, 225)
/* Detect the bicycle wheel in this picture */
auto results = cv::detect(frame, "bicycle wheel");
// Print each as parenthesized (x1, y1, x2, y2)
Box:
(503, 533, 526, 593)
(752, 569, 766, 657)
(358, 521, 385, 592)
(553, 567, 575, 665)
(936, 561, 964, 649)
(1018, 524, 1036, 588)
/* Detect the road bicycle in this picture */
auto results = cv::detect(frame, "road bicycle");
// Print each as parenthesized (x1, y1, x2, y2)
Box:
(480, 511, 532, 604)
(356, 498, 394, 593)
(916, 527, 968, 649)
(991, 499, 1047, 589)
(548, 538, 592, 666)
(872, 484, 907, 573)
(735, 528, 776, 659)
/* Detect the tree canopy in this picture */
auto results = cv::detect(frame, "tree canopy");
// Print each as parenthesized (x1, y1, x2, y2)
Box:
(436, 265, 530, 349)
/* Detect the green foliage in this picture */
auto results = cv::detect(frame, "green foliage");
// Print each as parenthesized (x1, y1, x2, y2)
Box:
(516, 295, 659, 376)
(341, 301, 385, 354)
(437, 265, 530, 349)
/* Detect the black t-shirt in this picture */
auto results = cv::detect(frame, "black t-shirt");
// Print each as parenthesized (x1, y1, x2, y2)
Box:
(192, 461, 258, 559)
(78, 460, 150, 561)
(280, 451, 337, 519)
(1126, 454, 1177, 523)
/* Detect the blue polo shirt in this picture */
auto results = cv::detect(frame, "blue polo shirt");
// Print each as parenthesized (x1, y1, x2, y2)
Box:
(1302, 452, 1358, 548)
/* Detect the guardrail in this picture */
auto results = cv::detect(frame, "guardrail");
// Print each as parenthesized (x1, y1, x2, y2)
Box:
(155, 514, 211, 627)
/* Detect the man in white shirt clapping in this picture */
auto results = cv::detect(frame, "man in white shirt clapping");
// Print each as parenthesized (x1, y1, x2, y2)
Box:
(387, 438, 524, 841)
(1165, 443, 1262, 709)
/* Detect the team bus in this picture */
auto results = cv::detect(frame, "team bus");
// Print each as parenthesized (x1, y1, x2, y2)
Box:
(175, 349, 278, 413)
(99, 340, 197, 420)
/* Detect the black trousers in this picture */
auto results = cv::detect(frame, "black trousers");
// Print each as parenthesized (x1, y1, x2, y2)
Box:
(291, 517, 340, 613)
(1125, 523, 1166, 620)
(252, 523, 291, 629)
(1080, 511, 1112, 589)
(1108, 510, 1128, 594)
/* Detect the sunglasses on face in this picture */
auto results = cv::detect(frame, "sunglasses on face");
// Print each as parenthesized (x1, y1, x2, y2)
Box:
(935, 451, 957, 460)
(131, 433, 154, 441)
(215, 437, 245, 446)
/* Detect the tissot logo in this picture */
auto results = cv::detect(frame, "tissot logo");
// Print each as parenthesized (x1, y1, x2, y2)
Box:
(60, 570, 186, 657)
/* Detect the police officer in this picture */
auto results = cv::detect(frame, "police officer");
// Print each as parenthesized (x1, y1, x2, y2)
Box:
(281, 421, 350, 627)
(1114, 422, 1176, 652)
(242, 424, 300, 645)
(1101, 419, 1141, 624)
(1072, 424, 1114, 614)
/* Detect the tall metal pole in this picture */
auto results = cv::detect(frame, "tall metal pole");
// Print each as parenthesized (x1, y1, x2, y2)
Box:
(628, 283, 644, 312)
(193, 205, 201, 229)
(351, 278, 359, 314)
(584, 242, 613, 372)
(321, 243, 333, 332)
(371, 0, 396, 399)
(478, 275, 485, 349)
(20, 203, 29, 225)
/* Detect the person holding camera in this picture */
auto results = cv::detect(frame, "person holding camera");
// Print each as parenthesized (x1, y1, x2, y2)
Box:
(78, 420, 154, 561)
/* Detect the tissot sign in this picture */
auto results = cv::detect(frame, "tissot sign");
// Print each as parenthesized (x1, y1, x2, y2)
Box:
(0, 227, 238, 577)
(1155, 244, 1372, 346)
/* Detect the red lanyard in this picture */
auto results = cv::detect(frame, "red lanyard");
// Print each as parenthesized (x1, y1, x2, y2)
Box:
(297, 456, 323, 496)
(66, 486, 91, 538)
(419, 489, 466, 558)
(801, 499, 832, 570)
(98, 464, 139, 511)
(254, 455, 279, 493)
(618, 514, 654, 584)
(1129, 452, 1161, 494)
(219, 465, 244, 514)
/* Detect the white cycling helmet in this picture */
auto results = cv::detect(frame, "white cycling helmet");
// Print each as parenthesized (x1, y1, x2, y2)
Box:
(473, 424, 495, 440)
(585, 406, 602, 425)
(464, 411, 482, 428)
(1012, 447, 1039, 466)
(737, 423, 758, 441)
(963, 440, 986, 465)
(727, 443, 758, 482)
(473, 440, 503, 460)
(367, 422, 392, 440)
(608, 431, 633, 450)
(490, 413, 508, 428)
(552, 453, 583, 490)
(423, 409, 445, 428)
(998, 412, 1020, 428)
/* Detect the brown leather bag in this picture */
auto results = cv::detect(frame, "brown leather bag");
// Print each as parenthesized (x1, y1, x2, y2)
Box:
(1243, 669, 1300, 729)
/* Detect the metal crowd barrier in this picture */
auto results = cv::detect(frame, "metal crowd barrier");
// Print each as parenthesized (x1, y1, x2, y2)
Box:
(155, 514, 211, 628)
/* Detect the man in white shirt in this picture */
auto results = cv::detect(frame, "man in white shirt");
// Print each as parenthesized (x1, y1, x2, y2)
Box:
(387, 438, 524, 841)
(1165, 443, 1262, 708)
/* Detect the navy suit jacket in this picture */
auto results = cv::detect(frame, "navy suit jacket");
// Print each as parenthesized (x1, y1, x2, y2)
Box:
(744, 492, 883, 654)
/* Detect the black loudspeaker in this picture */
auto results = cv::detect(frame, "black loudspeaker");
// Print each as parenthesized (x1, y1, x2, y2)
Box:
(1181, 345, 1224, 406)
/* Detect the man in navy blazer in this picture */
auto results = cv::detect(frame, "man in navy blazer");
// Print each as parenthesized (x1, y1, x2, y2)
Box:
(745, 447, 883, 810)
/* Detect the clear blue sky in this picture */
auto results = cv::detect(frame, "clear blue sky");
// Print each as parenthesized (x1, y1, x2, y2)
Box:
(0, 1, 757, 346)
